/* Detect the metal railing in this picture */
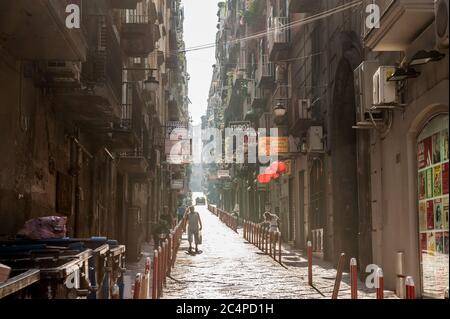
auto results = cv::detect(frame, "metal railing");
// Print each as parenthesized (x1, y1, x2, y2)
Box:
(120, 103, 133, 130)
(268, 16, 290, 49)
(255, 54, 274, 85)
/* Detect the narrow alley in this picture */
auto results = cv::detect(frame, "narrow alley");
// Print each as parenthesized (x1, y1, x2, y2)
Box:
(162, 205, 397, 299)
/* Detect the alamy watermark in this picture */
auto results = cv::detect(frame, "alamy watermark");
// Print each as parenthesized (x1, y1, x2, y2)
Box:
(64, 3, 381, 30)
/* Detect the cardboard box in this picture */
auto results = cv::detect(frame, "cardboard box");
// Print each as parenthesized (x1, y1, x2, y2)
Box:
(0, 263, 11, 283)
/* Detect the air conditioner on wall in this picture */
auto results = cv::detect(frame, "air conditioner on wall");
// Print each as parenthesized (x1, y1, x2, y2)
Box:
(373, 66, 397, 106)
(297, 99, 311, 120)
(354, 61, 384, 124)
(435, 0, 449, 48)
(42, 61, 82, 87)
(308, 126, 324, 152)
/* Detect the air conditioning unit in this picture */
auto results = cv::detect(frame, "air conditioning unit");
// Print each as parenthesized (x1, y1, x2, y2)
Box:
(373, 66, 397, 106)
(297, 99, 312, 120)
(435, 0, 449, 48)
(42, 61, 81, 88)
(308, 126, 324, 152)
(354, 61, 383, 124)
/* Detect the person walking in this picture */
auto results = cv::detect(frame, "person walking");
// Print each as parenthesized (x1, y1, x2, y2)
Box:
(186, 206, 203, 254)
(177, 204, 186, 223)
(263, 211, 280, 233)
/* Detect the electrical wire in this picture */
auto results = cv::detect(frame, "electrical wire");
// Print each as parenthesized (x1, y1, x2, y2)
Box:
(168, 0, 363, 55)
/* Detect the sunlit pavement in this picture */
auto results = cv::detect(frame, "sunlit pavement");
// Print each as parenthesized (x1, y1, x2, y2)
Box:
(162, 205, 398, 299)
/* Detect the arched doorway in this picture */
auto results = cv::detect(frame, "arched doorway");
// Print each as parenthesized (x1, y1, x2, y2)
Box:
(416, 113, 449, 298)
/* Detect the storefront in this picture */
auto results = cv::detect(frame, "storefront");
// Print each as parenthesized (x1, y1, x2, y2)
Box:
(417, 113, 449, 297)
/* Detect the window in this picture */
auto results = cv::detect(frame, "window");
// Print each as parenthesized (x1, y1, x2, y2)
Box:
(417, 114, 449, 298)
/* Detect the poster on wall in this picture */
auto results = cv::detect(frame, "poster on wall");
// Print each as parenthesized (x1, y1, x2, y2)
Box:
(427, 232, 436, 254)
(419, 202, 427, 231)
(433, 165, 442, 197)
(442, 129, 449, 162)
(420, 233, 427, 253)
(426, 168, 433, 199)
(433, 133, 441, 164)
(442, 162, 449, 195)
(418, 136, 432, 169)
(444, 232, 449, 254)
(444, 197, 449, 230)
(434, 198, 443, 230)
(427, 200, 434, 230)
(418, 171, 426, 200)
(435, 232, 444, 254)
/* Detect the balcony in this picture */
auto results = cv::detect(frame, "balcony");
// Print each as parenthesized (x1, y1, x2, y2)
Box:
(364, 0, 435, 51)
(108, 83, 142, 152)
(267, 17, 290, 61)
(120, 13, 158, 56)
(0, 0, 87, 60)
(248, 80, 265, 109)
(118, 148, 149, 178)
(52, 15, 122, 129)
(255, 55, 275, 87)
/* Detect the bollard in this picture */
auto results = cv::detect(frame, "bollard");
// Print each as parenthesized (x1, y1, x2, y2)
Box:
(405, 276, 415, 299)
(264, 228, 269, 254)
(376, 268, 384, 299)
(133, 273, 142, 299)
(163, 241, 168, 286)
(278, 232, 282, 264)
(152, 250, 158, 299)
(350, 258, 358, 299)
(167, 232, 173, 275)
(307, 241, 313, 286)
(332, 253, 346, 299)
(269, 231, 274, 257)
(158, 246, 163, 298)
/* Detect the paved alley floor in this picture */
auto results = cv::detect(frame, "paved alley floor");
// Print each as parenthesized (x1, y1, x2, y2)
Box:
(162, 205, 397, 299)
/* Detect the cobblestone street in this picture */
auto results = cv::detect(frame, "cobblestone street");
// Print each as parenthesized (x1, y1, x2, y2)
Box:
(162, 206, 397, 299)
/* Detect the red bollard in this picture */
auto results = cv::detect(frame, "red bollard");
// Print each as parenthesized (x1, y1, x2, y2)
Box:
(133, 273, 142, 299)
(278, 232, 282, 264)
(350, 258, 358, 299)
(168, 234, 173, 274)
(405, 276, 415, 299)
(158, 246, 163, 298)
(376, 268, 384, 299)
(269, 231, 273, 257)
(264, 228, 268, 254)
(152, 250, 158, 299)
(307, 241, 313, 286)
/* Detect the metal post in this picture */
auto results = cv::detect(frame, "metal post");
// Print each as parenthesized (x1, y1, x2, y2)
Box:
(133, 273, 142, 299)
(405, 276, 415, 299)
(376, 268, 384, 299)
(152, 250, 158, 299)
(331, 253, 346, 299)
(278, 231, 282, 264)
(350, 258, 358, 299)
(307, 241, 313, 286)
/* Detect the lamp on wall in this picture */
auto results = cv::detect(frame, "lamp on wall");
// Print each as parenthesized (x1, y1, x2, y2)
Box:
(409, 50, 445, 66)
(272, 102, 287, 118)
(144, 69, 159, 91)
(387, 67, 420, 81)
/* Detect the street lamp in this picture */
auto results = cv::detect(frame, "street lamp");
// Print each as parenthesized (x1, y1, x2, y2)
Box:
(272, 102, 287, 118)
(144, 74, 159, 91)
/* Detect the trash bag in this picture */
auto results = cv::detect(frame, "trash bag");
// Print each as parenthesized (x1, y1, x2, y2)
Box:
(17, 216, 67, 240)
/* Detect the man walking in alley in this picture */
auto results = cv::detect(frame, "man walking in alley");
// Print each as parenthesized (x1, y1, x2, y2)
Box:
(187, 206, 203, 254)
